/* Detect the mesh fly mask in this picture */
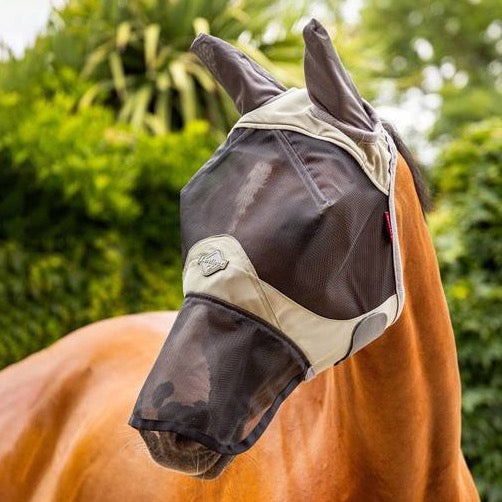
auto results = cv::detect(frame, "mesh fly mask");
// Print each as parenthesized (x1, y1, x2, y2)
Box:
(129, 19, 405, 456)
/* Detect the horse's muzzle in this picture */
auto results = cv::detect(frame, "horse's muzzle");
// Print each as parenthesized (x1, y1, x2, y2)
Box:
(139, 430, 235, 479)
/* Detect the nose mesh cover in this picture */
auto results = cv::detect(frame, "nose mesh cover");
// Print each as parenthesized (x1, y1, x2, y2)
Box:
(130, 294, 309, 454)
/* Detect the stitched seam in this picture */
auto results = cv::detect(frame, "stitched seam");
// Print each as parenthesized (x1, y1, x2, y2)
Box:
(275, 129, 329, 207)
(185, 292, 310, 367)
(235, 123, 389, 195)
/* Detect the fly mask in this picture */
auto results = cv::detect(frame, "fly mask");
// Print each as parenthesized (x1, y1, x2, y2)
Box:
(129, 19, 405, 456)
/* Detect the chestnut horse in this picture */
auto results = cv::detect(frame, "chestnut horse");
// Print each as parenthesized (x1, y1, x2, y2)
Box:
(0, 151, 479, 501)
(0, 20, 479, 502)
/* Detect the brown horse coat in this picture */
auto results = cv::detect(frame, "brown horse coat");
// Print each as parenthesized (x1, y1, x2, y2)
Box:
(0, 154, 479, 500)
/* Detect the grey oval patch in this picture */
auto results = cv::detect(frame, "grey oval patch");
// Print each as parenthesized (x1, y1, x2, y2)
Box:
(348, 312, 388, 357)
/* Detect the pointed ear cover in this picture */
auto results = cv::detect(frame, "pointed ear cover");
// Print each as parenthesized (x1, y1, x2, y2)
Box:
(191, 34, 286, 115)
(303, 19, 374, 132)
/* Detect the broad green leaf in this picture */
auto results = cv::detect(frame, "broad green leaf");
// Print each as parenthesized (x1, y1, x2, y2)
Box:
(144, 112, 166, 135)
(169, 60, 189, 91)
(81, 41, 114, 78)
(144, 24, 161, 69)
(79, 81, 114, 109)
(156, 71, 171, 92)
(116, 21, 131, 50)
(109, 51, 127, 98)
(118, 93, 136, 122)
(185, 60, 216, 92)
(154, 91, 171, 133)
(130, 84, 153, 130)
(193, 17, 210, 35)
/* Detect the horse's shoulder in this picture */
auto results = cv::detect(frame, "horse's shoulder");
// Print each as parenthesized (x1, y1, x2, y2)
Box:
(0, 312, 177, 462)
(0, 311, 186, 502)
(0, 311, 177, 389)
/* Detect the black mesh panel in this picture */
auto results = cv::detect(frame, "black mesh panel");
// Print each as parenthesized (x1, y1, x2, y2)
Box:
(180, 127, 394, 319)
(129, 294, 308, 454)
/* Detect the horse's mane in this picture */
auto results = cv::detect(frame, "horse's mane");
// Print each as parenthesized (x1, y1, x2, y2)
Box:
(381, 121, 431, 213)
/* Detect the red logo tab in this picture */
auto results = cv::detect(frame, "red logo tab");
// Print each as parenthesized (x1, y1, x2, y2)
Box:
(384, 211, 394, 242)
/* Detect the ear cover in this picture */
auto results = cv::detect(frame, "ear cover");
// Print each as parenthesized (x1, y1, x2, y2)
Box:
(303, 19, 374, 132)
(191, 33, 286, 114)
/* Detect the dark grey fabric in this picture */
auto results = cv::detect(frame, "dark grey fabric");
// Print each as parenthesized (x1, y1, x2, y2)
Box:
(191, 33, 286, 115)
(181, 127, 395, 320)
(303, 19, 375, 134)
(130, 294, 308, 454)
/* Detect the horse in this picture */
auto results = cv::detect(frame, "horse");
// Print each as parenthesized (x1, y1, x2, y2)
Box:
(0, 19, 479, 501)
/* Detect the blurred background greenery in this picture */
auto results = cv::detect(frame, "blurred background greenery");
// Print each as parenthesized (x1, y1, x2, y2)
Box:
(0, 0, 500, 498)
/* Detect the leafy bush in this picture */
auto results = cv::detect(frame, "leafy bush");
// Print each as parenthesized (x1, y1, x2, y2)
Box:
(71, 0, 307, 133)
(0, 93, 218, 368)
(0, 0, 307, 135)
(429, 118, 502, 501)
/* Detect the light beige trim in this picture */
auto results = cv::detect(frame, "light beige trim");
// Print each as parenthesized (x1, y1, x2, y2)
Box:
(183, 235, 398, 375)
(384, 127, 406, 321)
(232, 88, 392, 194)
(259, 281, 397, 374)
(182, 234, 281, 330)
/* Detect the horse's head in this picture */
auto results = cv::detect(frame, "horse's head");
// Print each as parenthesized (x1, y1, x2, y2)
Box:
(130, 19, 407, 479)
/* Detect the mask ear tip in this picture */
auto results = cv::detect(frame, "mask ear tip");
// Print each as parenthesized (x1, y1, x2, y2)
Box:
(190, 33, 206, 52)
(190, 33, 285, 115)
(190, 33, 212, 57)
(303, 19, 339, 58)
(303, 18, 328, 41)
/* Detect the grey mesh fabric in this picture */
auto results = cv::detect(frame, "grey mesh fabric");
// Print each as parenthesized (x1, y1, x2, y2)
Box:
(179, 127, 395, 319)
(190, 33, 286, 115)
(129, 295, 308, 454)
(130, 19, 405, 455)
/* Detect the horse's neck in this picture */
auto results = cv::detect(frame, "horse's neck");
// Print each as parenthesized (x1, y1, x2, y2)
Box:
(270, 154, 477, 500)
(335, 152, 462, 444)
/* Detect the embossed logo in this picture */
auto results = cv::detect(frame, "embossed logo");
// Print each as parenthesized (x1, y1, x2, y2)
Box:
(197, 249, 229, 277)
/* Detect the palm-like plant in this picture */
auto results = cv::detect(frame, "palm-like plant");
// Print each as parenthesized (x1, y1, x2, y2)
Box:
(58, 0, 308, 134)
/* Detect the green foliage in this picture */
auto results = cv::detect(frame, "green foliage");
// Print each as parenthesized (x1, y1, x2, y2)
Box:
(53, 0, 308, 133)
(0, 0, 308, 135)
(361, 0, 500, 83)
(429, 118, 502, 500)
(433, 84, 502, 140)
(360, 0, 501, 138)
(0, 93, 218, 368)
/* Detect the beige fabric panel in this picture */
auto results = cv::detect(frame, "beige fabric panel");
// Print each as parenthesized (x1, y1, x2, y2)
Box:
(232, 88, 392, 194)
(183, 235, 398, 375)
(182, 234, 281, 330)
(259, 281, 397, 374)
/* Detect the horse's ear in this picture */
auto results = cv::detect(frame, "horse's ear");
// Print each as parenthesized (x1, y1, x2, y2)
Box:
(191, 33, 286, 115)
(303, 19, 374, 131)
